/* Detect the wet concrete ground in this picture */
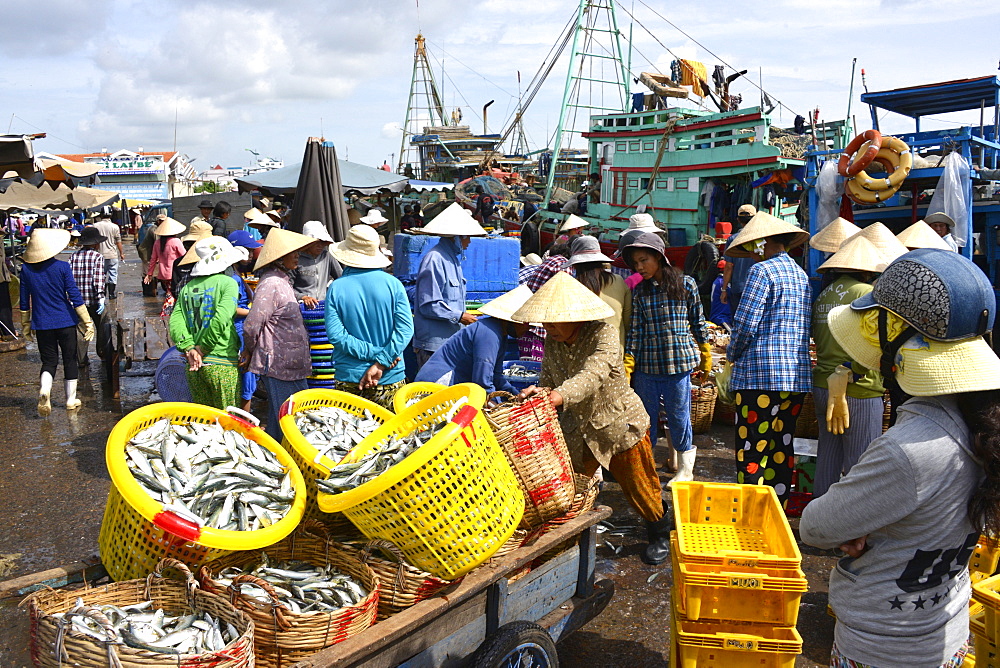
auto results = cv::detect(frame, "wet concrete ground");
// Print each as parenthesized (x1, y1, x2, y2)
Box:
(0, 242, 837, 665)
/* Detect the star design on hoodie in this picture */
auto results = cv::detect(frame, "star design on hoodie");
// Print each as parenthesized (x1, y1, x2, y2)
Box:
(930, 593, 943, 606)
(888, 596, 904, 610)
(912, 596, 926, 610)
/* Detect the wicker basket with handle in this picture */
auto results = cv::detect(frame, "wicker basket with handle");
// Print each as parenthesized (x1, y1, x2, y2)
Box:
(25, 558, 255, 668)
(197, 531, 379, 668)
(485, 390, 577, 529)
(690, 384, 718, 434)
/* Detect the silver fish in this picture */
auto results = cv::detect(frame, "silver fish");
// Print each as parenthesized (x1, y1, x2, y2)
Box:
(215, 556, 368, 613)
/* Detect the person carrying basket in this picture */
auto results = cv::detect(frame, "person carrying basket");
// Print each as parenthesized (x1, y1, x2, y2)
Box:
(511, 271, 672, 565)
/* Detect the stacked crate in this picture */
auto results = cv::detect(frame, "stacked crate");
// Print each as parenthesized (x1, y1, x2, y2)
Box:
(301, 306, 335, 389)
(669, 482, 806, 667)
(967, 536, 1000, 667)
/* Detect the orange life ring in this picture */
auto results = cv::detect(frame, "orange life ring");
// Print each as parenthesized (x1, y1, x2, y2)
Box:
(838, 129, 883, 177)
(854, 136, 912, 192)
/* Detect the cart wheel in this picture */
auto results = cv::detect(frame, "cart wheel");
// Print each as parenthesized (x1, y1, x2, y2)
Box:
(471, 621, 558, 668)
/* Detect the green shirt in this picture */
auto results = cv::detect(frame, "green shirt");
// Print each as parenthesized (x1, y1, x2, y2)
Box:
(812, 275, 884, 398)
(168, 273, 240, 365)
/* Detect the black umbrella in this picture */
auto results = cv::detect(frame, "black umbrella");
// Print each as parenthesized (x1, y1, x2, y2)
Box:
(287, 137, 350, 242)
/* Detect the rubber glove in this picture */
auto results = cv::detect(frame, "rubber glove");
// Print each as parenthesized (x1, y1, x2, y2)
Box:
(698, 341, 713, 374)
(623, 354, 635, 377)
(74, 304, 95, 342)
(20, 310, 32, 340)
(96, 299, 106, 316)
(826, 365, 851, 435)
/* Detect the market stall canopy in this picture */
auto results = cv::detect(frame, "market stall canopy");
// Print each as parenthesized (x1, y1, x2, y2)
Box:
(861, 75, 1000, 118)
(407, 180, 454, 193)
(0, 181, 119, 212)
(0, 134, 37, 179)
(235, 159, 408, 196)
(37, 157, 101, 184)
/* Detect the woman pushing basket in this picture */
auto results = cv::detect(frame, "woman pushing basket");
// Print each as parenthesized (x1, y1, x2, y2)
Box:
(512, 271, 672, 565)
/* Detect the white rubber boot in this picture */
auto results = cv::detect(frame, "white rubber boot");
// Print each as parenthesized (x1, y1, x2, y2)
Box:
(38, 371, 53, 417)
(669, 448, 697, 486)
(65, 379, 81, 410)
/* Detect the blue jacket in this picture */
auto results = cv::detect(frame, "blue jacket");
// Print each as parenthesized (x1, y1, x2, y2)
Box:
(412, 237, 466, 352)
(325, 267, 413, 385)
(20, 258, 84, 330)
(709, 275, 732, 326)
(415, 316, 517, 394)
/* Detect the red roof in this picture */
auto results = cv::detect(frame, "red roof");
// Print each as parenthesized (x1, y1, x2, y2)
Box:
(57, 151, 178, 163)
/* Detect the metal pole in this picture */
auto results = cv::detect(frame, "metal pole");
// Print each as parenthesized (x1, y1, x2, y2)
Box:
(543, 0, 588, 207)
(845, 58, 857, 138)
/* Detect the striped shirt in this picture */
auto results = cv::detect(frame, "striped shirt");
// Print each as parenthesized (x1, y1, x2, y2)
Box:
(69, 248, 105, 307)
(727, 252, 812, 392)
(626, 274, 707, 375)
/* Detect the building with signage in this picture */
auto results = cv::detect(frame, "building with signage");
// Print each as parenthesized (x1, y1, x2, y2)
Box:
(55, 150, 198, 200)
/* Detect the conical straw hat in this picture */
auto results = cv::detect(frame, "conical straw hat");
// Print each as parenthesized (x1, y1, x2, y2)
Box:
(253, 228, 314, 272)
(154, 217, 186, 237)
(851, 222, 908, 263)
(417, 202, 488, 236)
(897, 220, 951, 251)
(810, 217, 861, 253)
(817, 235, 887, 273)
(725, 211, 810, 258)
(23, 228, 71, 263)
(560, 214, 588, 233)
(478, 285, 534, 321)
(511, 271, 615, 323)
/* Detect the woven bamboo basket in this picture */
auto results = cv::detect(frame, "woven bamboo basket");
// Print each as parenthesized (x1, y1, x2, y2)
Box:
(198, 535, 379, 668)
(485, 390, 576, 529)
(690, 384, 717, 434)
(294, 520, 457, 622)
(713, 396, 736, 425)
(25, 558, 254, 668)
(796, 392, 819, 438)
(528, 474, 602, 563)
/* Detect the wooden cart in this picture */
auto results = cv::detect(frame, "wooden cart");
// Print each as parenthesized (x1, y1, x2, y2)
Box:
(1, 507, 614, 668)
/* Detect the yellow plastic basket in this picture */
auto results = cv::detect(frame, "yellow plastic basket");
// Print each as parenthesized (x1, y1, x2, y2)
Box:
(672, 481, 801, 571)
(972, 535, 1000, 585)
(278, 389, 394, 524)
(973, 608, 996, 667)
(671, 533, 806, 626)
(392, 382, 445, 413)
(974, 573, 1000, 646)
(317, 383, 525, 580)
(100, 403, 307, 581)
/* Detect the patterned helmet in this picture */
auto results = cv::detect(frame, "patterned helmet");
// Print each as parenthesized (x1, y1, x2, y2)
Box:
(850, 248, 994, 341)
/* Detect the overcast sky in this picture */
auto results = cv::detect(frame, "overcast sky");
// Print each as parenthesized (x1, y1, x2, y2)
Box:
(2, 0, 998, 173)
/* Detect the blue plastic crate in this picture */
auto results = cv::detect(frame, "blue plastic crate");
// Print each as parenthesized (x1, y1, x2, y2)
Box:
(502, 360, 541, 393)
(393, 233, 520, 294)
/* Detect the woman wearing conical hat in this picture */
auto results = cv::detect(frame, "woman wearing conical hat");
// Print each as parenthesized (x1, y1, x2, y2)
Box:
(513, 272, 670, 566)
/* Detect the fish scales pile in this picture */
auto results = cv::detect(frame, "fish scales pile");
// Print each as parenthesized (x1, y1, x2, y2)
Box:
(294, 406, 381, 465)
(214, 555, 368, 613)
(126, 418, 294, 531)
(315, 400, 466, 495)
(51, 599, 238, 655)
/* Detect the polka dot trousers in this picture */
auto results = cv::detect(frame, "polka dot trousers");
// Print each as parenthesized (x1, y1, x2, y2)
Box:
(734, 390, 805, 504)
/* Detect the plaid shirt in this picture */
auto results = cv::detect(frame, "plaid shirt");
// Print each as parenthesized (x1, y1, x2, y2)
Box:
(526, 255, 570, 293)
(518, 264, 540, 286)
(727, 252, 812, 392)
(69, 248, 105, 307)
(627, 274, 707, 375)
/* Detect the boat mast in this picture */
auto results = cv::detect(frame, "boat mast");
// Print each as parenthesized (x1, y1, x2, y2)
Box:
(543, 0, 631, 207)
(398, 34, 448, 177)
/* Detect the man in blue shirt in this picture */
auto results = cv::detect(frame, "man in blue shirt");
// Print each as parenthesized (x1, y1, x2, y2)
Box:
(415, 286, 532, 393)
(720, 204, 757, 315)
(325, 224, 413, 409)
(411, 203, 488, 368)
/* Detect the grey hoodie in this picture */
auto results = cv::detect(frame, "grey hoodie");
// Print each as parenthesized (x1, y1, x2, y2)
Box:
(800, 395, 981, 667)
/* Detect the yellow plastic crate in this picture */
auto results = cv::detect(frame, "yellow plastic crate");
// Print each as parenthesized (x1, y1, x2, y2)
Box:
(671, 533, 806, 626)
(972, 535, 1000, 585)
(973, 609, 997, 667)
(973, 573, 1000, 644)
(670, 585, 801, 668)
(392, 382, 446, 413)
(672, 482, 801, 571)
(278, 389, 394, 524)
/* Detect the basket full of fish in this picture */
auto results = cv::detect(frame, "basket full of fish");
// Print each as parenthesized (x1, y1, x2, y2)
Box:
(24, 558, 255, 668)
(316, 383, 525, 580)
(197, 527, 379, 667)
(100, 403, 307, 582)
(278, 389, 393, 525)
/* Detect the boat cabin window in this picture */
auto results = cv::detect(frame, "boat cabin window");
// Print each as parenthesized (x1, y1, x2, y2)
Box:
(629, 141, 641, 152)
